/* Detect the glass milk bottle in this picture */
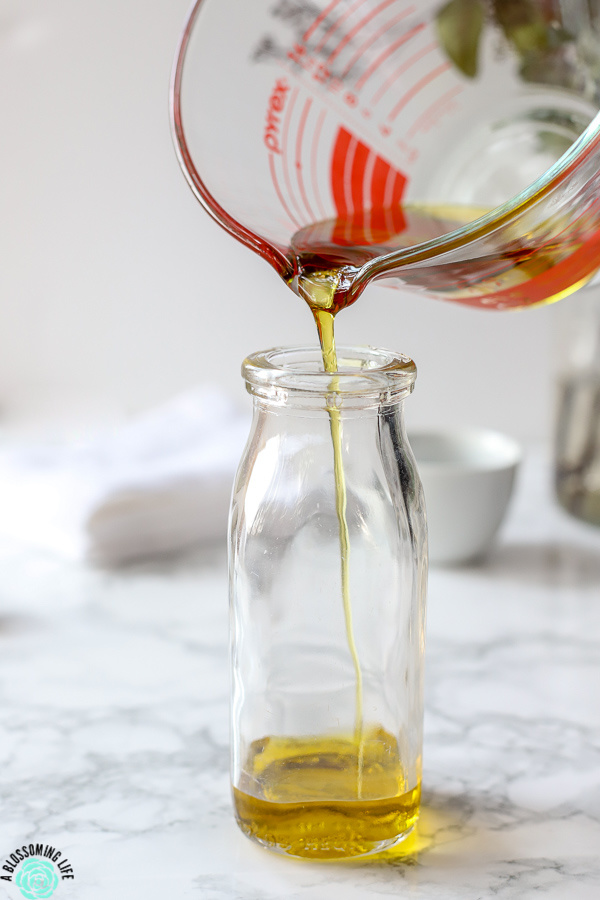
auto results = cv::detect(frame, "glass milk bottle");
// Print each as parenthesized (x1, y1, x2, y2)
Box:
(555, 286, 600, 526)
(228, 346, 427, 860)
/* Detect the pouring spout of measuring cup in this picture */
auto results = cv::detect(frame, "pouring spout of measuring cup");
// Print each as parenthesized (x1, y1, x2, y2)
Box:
(171, 0, 600, 311)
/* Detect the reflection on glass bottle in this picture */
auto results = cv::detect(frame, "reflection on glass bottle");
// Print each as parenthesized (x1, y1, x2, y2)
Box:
(555, 287, 600, 525)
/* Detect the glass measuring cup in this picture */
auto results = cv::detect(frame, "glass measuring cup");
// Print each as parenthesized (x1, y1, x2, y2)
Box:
(170, 0, 600, 311)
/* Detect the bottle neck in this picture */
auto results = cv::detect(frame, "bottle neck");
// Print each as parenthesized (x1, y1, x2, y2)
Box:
(242, 346, 417, 413)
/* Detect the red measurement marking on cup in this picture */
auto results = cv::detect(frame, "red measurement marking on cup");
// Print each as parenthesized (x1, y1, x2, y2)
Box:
(331, 126, 406, 232)
(340, 3, 415, 77)
(311, 107, 330, 220)
(264, 81, 303, 229)
(266, 75, 333, 227)
(361, 146, 377, 223)
(406, 84, 463, 138)
(281, 86, 309, 224)
(354, 22, 425, 91)
(315, 0, 367, 55)
(351, 139, 370, 214)
(370, 39, 436, 106)
(326, 0, 399, 67)
(265, 3, 456, 230)
(333, 127, 358, 216)
(296, 97, 319, 221)
(303, 0, 345, 43)
(387, 60, 451, 121)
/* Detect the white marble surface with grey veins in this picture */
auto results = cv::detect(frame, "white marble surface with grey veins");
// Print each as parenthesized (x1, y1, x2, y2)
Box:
(0, 449, 599, 899)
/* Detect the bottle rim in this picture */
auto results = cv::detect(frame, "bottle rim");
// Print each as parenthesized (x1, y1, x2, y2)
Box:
(242, 345, 416, 408)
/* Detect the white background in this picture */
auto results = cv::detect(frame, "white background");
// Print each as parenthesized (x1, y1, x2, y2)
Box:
(0, 0, 565, 438)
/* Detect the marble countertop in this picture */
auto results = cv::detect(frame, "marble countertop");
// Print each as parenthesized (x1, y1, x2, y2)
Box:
(0, 448, 599, 899)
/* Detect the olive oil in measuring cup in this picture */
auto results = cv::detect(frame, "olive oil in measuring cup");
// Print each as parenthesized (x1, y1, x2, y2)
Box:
(291, 201, 600, 314)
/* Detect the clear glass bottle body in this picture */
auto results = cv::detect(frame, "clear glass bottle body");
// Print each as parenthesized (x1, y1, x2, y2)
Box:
(228, 346, 427, 860)
(555, 286, 600, 526)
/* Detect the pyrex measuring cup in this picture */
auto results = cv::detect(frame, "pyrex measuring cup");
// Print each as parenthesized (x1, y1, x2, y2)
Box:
(171, 0, 600, 310)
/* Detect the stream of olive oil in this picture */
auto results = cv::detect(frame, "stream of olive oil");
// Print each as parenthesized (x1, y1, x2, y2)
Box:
(298, 266, 365, 786)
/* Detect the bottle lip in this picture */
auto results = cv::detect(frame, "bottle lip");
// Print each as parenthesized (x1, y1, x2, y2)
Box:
(242, 346, 416, 408)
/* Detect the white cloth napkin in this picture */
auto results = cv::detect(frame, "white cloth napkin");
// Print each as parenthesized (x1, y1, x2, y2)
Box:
(0, 388, 250, 565)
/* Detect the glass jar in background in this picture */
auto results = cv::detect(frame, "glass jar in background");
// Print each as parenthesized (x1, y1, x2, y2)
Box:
(228, 346, 427, 860)
(555, 285, 600, 526)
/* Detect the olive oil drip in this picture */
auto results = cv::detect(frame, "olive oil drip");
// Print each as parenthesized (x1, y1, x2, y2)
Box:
(298, 268, 364, 796)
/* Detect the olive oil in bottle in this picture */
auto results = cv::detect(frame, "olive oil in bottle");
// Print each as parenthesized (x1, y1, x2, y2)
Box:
(233, 729, 420, 859)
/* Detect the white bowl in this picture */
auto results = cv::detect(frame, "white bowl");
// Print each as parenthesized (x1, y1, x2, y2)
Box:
(409, 428, 522, 565)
